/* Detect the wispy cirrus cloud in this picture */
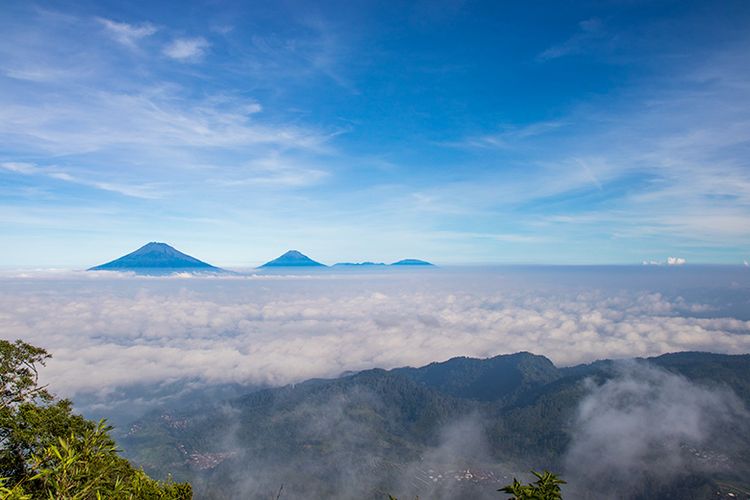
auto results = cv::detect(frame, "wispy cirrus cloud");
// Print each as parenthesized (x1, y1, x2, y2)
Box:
(0, 162, 161, 199)
(0, 87, 332, 156)
(210, 153, 330, 188)
(97, 18, 157, 48)
(443, 121, 566, 149)
(538, 17, 606, 61)
(222, 16, 355, 90)
(434, 33, 750, 257)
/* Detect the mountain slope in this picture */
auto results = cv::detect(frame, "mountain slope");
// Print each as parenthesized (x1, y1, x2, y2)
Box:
(88, 242, 221, 272)
(258, 250, 326, 267)
(393, 352, 560, 403)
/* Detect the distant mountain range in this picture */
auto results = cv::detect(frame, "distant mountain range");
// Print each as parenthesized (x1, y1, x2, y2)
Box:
(333, 259, 434, 267)
(260, 250, 435, 268)
(88, 242, 225, 274)
(121, 351, 750, 500)
(259, 250, 434, 269)
(333, 262, 387, 267)
(88, 244, 434, 272)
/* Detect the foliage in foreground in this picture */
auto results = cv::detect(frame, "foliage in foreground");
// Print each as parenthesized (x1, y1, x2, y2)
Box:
(499, 470, 566, 500)
(388, 470, 565, 500)
(0, 339, 191, 499)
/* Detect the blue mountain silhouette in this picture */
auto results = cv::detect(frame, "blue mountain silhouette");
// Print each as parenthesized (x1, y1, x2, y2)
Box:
(88, 242, 221, 271)
(390, 259, 434, 266)
(259, 250, 325, 268)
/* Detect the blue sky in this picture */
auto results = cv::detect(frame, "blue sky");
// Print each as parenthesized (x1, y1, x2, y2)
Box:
(1, 0, 749, 266)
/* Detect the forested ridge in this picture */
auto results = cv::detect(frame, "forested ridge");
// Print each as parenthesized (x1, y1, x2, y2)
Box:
(124, 351, 750, 499)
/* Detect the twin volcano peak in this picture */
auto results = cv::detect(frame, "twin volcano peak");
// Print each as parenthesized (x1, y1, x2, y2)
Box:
(259, 250, 326, 268)
(88, 242, 220, 271)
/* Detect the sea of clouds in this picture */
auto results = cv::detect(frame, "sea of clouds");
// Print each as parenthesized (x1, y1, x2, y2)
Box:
(1, 266, 748, 402)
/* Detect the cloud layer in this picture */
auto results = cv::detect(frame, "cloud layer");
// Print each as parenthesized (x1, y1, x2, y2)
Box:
(1, 268, 748, 398)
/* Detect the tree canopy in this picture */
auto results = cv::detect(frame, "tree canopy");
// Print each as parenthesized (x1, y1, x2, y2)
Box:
(499, 470, 566, 500)
(0, 339, 191, 499)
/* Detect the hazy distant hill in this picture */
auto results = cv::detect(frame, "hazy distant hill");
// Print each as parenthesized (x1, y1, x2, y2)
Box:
(258, 250, 326, 268)
(390, 259, 434, 266)
(88, 242, 224, 273)
(121, 352, 750, 499)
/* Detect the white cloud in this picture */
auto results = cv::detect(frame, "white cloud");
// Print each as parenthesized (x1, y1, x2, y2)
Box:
(641, 257, 687, 266)
(163, 37, 210, 61)
(98, 18, 157, 48)
(1, 270, 748, 398)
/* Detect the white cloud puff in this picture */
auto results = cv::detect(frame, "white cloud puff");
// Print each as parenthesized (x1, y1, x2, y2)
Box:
(163, 37, 210, 61)
(0, 270, 748, 397)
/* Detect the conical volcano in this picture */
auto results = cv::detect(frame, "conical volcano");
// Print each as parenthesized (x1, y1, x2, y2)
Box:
(259, 250, 325, 268)
(88, 242, 221, 272)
